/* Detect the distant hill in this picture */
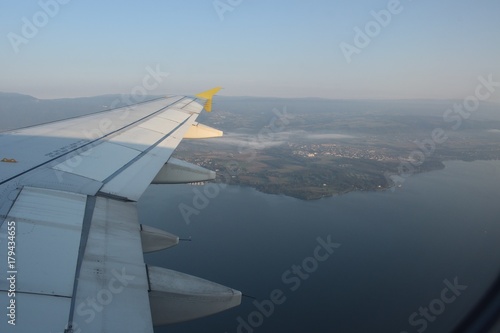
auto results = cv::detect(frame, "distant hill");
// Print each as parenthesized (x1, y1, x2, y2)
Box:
(2, 92, 499, 132)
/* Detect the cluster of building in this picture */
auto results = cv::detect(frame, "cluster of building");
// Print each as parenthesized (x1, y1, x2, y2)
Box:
(290, 143, 394, 161)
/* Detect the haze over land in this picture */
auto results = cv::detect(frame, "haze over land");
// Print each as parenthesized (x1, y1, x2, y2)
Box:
(178, 97, 500, 199)
(2, 93, 499, 199)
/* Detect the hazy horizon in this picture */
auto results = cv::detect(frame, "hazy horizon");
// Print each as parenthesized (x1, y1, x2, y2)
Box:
(2, 91, 500, 105)
(1, 1, 499, 101)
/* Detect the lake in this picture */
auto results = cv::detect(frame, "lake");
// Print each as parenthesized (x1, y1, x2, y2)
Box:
(141, 160, 500, 333)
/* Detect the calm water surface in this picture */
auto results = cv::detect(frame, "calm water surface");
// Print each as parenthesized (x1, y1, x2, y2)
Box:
(141, 160, 500, 333)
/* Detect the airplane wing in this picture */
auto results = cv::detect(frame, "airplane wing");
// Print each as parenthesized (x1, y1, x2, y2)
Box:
(0, 88, 241, 333)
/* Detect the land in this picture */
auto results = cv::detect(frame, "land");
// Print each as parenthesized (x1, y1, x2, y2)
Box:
(173, 97, 500, 200)
(1, 93, 499, 200)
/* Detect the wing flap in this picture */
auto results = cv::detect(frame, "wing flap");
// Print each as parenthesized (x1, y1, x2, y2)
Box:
(99, 114, 198, 200)
(0, 292, 72, 332)
(98, 151, 163, 200)
(0, 187, 86, 332)
(0, 187, 86, 296)
(71, 197, 153, 333)
(52, 142, 141, 182)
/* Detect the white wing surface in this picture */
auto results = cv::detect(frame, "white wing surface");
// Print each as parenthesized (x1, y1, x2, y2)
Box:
(0, 89, 241, 332)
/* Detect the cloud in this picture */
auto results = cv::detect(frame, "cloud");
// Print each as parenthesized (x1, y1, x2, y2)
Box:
(213, 133, 286, 150)
(214, 130, 357, 150)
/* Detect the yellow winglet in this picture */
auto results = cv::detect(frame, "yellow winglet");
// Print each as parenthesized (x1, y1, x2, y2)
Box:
(195, 87, 222, 112)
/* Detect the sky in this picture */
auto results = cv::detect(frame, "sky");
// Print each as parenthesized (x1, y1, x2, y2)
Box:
(0, 0, 499, 101)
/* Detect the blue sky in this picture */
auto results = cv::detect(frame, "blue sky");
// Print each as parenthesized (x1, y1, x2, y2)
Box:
(0, 0, 499, 100)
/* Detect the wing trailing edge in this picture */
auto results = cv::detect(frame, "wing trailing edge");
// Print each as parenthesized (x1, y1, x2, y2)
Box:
(184, 122, 223, 139)
(152, 158, 216, 184)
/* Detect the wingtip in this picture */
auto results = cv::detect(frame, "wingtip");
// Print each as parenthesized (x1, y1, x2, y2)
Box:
(195, 87, 222, 99)
(195, 87, 222, 112)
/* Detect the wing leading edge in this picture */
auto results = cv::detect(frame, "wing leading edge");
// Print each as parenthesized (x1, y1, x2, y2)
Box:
(0, 88, 241, 332)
